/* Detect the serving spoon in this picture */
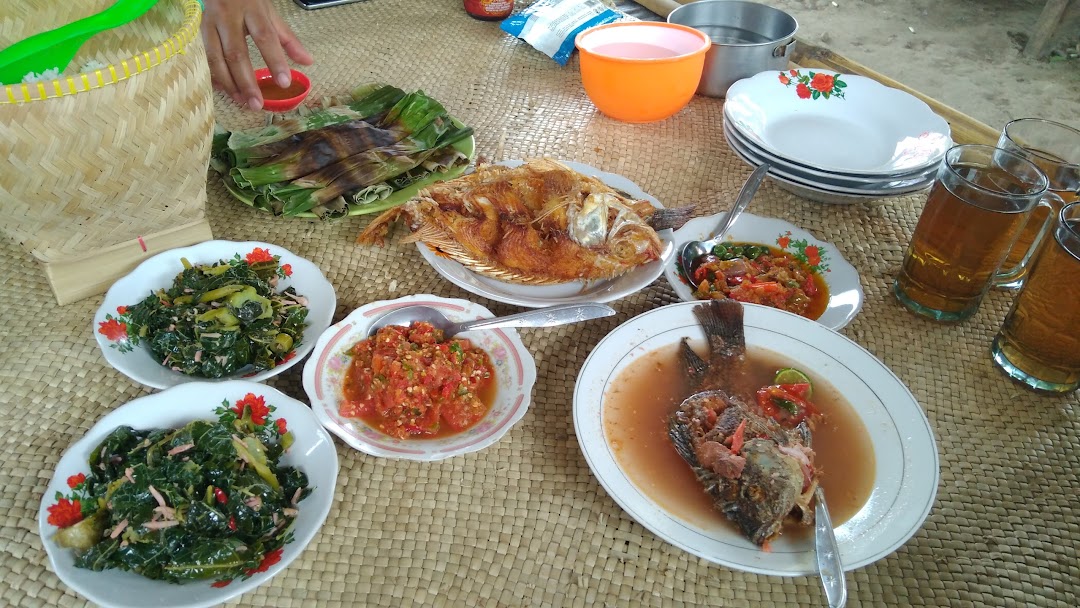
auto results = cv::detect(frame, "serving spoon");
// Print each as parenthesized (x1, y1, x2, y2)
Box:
(677, 162, 770, 279)
(0, 0, 160, 85)
(366, 302, 616, 339)
(815, 485, 847, 607)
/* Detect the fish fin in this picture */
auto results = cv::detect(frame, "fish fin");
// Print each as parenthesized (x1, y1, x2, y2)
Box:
(646, 204, 697, 231)
(794, 421, 813, 447)
(667, 411, 702, 469)
(694, 300, 745, 360)
(679, 337, 710, 387)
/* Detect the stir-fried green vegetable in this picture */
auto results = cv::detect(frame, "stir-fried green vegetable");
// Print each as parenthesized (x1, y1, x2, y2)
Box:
(49, 396, 310, 585)
(114, 252, 308, 378)
(211, 83, 474, 220)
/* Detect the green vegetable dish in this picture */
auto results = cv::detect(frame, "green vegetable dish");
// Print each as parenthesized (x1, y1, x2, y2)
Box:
(45, 394, 311, 586)
(100, 248, 309, 378)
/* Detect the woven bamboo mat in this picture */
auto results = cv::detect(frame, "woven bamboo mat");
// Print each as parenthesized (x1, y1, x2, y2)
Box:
(1, 0, 1077, 606)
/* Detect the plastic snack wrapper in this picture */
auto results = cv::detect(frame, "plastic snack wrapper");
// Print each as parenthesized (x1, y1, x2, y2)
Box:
(500, 0, 636, 66)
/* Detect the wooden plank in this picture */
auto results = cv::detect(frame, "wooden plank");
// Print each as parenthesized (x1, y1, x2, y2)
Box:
(41, 218, 214, 306)
(789, 40, 999, 146)
(1024, 0, 1070, 59)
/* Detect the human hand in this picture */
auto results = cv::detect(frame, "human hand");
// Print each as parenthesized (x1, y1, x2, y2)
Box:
(201, 0, 314, 110)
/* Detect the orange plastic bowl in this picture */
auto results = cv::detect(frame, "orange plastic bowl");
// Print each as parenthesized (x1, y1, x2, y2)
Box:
(254, 67, 311, 112)
(575, 22, 710, 123)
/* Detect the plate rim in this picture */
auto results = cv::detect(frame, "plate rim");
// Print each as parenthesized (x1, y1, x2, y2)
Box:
(417, 159, 674, 308)
(37, 380, 340, 608)
(572, 301, 940, 576)
(92, 239, 337, 390)
(724, 70, 952, 176)
(301, 294, 538, 461)
(662, 212, 865, 330)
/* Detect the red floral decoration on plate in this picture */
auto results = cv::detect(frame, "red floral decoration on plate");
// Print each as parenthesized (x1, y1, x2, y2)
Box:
(245, 247, 275, 264)
(46, 497, 83, 528)
(779, 70, 847, 100)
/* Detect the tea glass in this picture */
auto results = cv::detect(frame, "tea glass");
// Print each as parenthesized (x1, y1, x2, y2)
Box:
(894, 144, 1057, 322)
(991, 201, 1080, 393)
(993, 118, 1080, 289)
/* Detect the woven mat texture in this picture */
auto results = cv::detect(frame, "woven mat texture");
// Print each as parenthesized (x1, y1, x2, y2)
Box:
(1, 1, 1077, 606)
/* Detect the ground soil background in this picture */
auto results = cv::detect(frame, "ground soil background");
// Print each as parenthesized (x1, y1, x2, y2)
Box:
(762, 0, 1079, 134)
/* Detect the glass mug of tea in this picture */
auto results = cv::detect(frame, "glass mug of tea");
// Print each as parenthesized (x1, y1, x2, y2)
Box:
(894, 144, 1061, 322)
(992, 201, 1080, 393)
(993, 118, 1080, 289)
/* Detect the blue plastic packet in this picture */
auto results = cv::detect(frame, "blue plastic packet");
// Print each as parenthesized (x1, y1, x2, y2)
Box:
(500, 0, 634, 66)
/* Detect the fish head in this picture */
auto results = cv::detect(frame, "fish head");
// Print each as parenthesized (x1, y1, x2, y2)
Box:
(725, 438, 806, 545)
(567, 192, 611, 248)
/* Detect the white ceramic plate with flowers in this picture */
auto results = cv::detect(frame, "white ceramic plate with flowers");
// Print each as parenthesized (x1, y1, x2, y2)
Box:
(39, 380, 339, 608)
(302, 295, 537, 460)
(664, 212, 864, 330)
(724, 70, 951, 175)
(94, 240, 336, 389)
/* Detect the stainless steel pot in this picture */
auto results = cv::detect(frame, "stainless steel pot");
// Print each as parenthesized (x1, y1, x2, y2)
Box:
(668, 1, 798, 98)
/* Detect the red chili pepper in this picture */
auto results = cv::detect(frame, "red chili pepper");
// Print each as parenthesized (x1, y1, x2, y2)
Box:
(748, 281, 782, 295)
(228, 516, 237, 531)
(693, 264, 710, 284)
(756, 385, 815, 426)
(803, 274, 818, 297)
(214, 487, 228, 505)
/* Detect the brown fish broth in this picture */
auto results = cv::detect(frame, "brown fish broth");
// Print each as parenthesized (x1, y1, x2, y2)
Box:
(603, 342, 876, 534)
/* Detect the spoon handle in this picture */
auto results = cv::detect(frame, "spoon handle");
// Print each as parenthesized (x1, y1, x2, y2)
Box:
(457, 303, 616, 333)
(709, 162, 770, 243)
(815, 486, 847, 608)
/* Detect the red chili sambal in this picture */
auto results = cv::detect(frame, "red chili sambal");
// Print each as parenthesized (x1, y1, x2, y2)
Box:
(341, 321, 496, 439)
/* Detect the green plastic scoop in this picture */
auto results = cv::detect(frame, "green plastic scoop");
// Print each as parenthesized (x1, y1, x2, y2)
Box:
(0, 0, 160, 85)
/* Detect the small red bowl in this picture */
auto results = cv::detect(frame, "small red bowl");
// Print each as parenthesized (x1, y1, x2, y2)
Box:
(253, 67, 311, 112)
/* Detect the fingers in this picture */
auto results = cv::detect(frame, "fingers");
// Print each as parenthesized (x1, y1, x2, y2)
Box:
(200, 0, 313, 110)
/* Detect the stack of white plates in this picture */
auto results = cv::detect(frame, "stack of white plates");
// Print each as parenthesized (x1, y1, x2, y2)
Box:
(723, 69, 952, 204)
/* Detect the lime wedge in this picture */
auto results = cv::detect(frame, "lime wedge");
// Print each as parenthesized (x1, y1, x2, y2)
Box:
(774, 368, 812, 396)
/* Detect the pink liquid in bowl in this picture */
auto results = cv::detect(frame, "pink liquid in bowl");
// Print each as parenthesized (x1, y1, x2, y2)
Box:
(592, 42, 680, 59)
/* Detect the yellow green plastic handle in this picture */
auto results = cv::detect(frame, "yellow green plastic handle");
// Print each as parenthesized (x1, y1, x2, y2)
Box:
(0, 0, 160, 85)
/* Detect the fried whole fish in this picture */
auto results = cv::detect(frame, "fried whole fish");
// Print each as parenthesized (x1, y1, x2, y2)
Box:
(356, 159, 694, 284)
(668, 300, 817, 546)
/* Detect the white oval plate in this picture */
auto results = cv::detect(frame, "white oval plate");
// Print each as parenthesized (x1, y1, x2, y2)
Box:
(725, 70, 951, 175)
(663, 212, 864, 330)
(302, 295, 537, 460)
(39, 380, 339, 608)
(93, 240, 336, 390)
(724, 131, 933, 205)
(723, 117, 940, 185)
(724, 123, 936, 196)
(573, 302, 939, 576)
(417, 160, 675, 308)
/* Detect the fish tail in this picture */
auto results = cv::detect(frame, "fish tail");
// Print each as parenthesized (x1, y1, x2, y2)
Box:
(646, 204, 697, 231)
(694, 300, 745, 361)
(356, 207, 404, 245)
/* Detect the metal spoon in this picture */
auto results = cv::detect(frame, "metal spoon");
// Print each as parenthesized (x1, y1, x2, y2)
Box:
(677, 162, 770, 278)
(815, 485, 847, 608)
(366, 302, 616, 339)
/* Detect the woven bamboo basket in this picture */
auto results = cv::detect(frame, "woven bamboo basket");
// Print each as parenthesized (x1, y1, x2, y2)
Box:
(0, 0, 214, 305)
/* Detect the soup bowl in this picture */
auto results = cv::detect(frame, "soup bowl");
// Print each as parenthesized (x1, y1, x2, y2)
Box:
(575, 21, 711, 123)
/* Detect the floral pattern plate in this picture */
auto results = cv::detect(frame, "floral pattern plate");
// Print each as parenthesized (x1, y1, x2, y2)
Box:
(302, 295, 537, 460)
(663, 212, 864, 329)
(724, 70, 951, 176)
(416, 160, 674, 308)
(93, 240, 336, 390)
(38, 381, 339, 608)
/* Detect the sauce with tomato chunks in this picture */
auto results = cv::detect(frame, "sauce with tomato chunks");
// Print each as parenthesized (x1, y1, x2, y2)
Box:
(341, 322, 496, 439)
(690, 243, 829, 320)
